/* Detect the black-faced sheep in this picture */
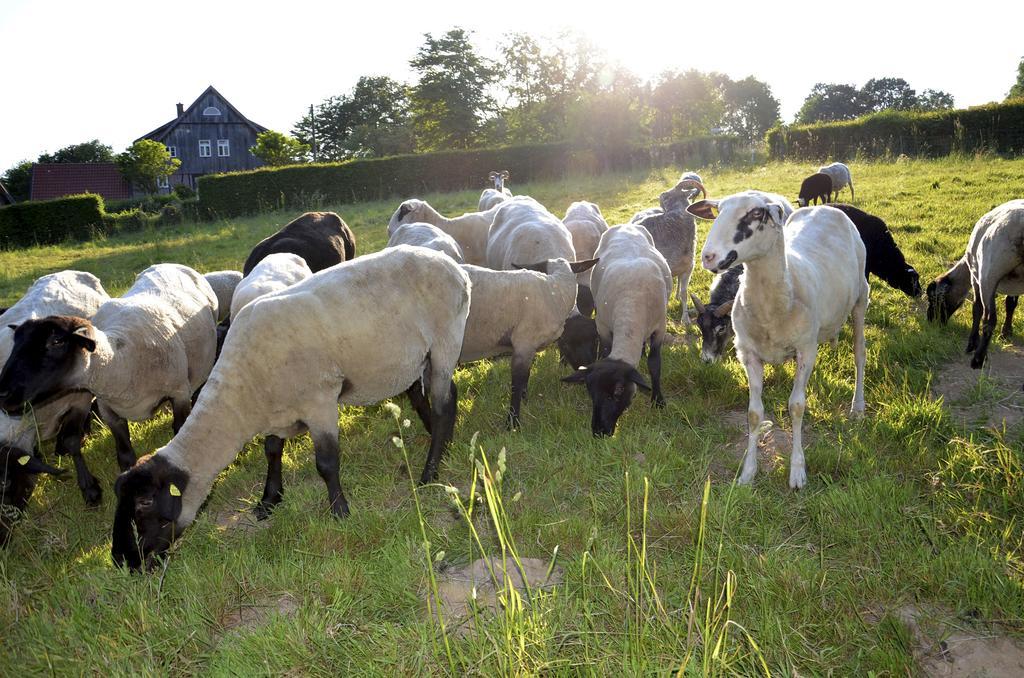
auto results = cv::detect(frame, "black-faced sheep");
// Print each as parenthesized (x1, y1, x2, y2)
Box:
(389, 199, 503, 266)
(243, 212, 356, 276)
(831, 204, 921, 297)
(386, 222, 465, 263)
(926, 257, 1018, 334)
(797, 173, 833, 207)
(690, 265, 743, 363)
(819, 162, 854, 202)
(562, 201, 609, 317)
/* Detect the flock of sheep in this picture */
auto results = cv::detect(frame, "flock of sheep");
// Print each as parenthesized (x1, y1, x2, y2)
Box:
(0, 164, 1022, 571)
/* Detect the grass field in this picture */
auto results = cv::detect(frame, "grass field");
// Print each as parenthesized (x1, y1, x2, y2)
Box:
(1, 157, 1023, 675)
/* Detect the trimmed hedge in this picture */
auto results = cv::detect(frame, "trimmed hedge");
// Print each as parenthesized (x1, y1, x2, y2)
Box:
(0, 194, 105, 248)
(198, 137, 736, 218)
(767, 99, 1024, 161)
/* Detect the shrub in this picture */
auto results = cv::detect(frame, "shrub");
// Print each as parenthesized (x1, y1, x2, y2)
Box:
(104, 193, 176, 214)
(158, 203, 182, 225)
(172, 184, 196, 200)
(0, 193, 105, 248)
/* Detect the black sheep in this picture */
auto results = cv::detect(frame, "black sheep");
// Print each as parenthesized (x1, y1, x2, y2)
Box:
(690, 265, 743, 363)
(797, 173, 833, 207)
(243, 211, 357, 275)
(832, 204, 921, 297)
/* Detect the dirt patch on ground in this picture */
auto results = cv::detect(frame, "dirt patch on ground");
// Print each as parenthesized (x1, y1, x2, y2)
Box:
(212, 505, 270, 534)
(932, 344, 1024, 434)
(219, 593, 300, 634)
(709, 411, 795, 482)
(895, 604, 1024, 676)
(664, 331, 698, 347)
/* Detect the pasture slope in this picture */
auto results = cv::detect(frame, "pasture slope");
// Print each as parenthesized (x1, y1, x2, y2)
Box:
(1, 158, 1022, 675)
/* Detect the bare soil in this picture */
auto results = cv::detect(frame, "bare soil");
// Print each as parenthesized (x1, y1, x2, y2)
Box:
(932, 343, 1024, 434)
(219, 593, 300, 634)
(895, 604, 1024, 677)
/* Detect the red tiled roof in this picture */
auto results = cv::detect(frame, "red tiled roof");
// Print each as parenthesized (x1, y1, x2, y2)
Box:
(30, 163, 132, 201)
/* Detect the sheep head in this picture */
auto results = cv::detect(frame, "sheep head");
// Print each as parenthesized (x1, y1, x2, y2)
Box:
(694, 191, 787, 273)
(0, 445, 65, 547)
(0, 316, 95, 415)
(112, 454, 189, 572)
(691, 294, 735, 363)
(562, 359, 651, 437)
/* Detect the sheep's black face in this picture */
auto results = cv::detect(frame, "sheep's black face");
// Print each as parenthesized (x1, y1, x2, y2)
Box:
(901, 268, 922, 298)
(0, 446, 64, 547)
(562, 359, 651, 437)
(112, 456, 188, 572)
(695, 304, 735, 363)
(0, 316, 95, 415)
(926, 279, 961, 323)
(557, 315, 600, 369)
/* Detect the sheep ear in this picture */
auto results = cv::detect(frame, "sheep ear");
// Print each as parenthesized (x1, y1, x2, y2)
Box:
(488, 171, 498, 180)
(570, 258, 599, 274)
(562, 368, 588, 384)
(111, 476, 142, 570)
(627, 369, 651, 393)
(690, 293, 706, 315)
(16, 454, 67, 476)
(71, 326, 96, 352)
(765, 203, 786, 226)
(513, 261, 548, 273)
(157, 482, 183, 523)
(714, 299, 734, 317)
(501, 170, 510, 179)
(687, 200, 718, 220)
(7, 324, 17, 331)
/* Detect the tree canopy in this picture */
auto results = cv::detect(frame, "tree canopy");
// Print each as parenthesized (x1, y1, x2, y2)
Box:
(116, 140, 180, 195)
(250, 131, 310, 166)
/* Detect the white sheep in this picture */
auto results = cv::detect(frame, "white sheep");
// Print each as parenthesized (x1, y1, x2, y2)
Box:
(109, 246, 471, 570)
(230, 253, 313, 320)
(818, 162, 854, 202)
(478, 170, 513, 211)
(0, 271, 109, 511)
(562, 224, 671, 436)
(0, 264, 219, 474)
(486, 197, 575, 271)
(389, 199, 503, 266)
(691, 195, 869, 489)
(562, 201, 609, 316)
(386, 222, 465, 263)
(203, 270, 243, 323)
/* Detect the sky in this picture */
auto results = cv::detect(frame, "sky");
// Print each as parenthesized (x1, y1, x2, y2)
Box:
(1, 0, 1021, 170)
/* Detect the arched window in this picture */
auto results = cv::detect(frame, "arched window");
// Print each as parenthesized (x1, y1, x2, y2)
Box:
(202, 106, 222, 116)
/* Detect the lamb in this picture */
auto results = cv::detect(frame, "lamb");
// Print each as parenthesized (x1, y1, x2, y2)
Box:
(0, 272, 109, 530)
(797, 172, 833, 207)
(563, 201, 609, 316)
(562, 224, 670, 436)
(202, 271, 242, 323)
(926, 257, 1019, 334)
(243, 211, 357, 275)
(230, 253, 313, 321)
(831, 204, 921, 297)
(818, 162, 854, 202)
(478, 170, 512, 211)
(690, 265, 743, 363)
(109, 246, 471, 571)
(630, 178, 707, 323)
(389, 199, 503, 266)
(386, 222, 465, 262)
(689, 195, 869, 489)
(0, 264, 219, 476)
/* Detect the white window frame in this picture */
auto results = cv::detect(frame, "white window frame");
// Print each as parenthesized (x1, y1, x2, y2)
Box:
(199, 139, 211, 157)
(167, 145, 177, 158)
(157, 176, 170, 189)
(217, 139, 230, 157)
(202, 106, 222, 116)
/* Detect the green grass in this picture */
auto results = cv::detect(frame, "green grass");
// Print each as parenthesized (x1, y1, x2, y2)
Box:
(2, 157, 1023, 674)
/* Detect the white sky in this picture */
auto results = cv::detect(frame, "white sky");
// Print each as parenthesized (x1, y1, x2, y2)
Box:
(1, 0, 1021, 170)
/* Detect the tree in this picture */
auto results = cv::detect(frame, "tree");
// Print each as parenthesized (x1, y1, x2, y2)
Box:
(718, 76, 781, 142)
(410, 27, 497, 149)
(650, 70, 724, 140)
(1, 161, 33, 202)
(116, 140, 180, 195)
(860, 77, 918, 112)
(916, 88, 955, 111)
(1008, 57, 1024, 99)
(38, 139, 114, 164)
(796, 83, 866, 123)
(250, 130, 310, 166)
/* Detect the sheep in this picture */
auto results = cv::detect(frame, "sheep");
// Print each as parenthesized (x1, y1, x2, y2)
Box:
(797, 172, 833, 207)
(0, 264, 219, 476)
(243, 212, 357, 276)
(202, 271, 242, 323)
(109, 246, 471, 571)
(386, 222, 465, 263)
(959, 200, 1024, 368)
(562, 201, 609, 316)
(389, 199, 503, 266)
(818, 162, 854, 202)
(562, 224, 670, 436)
(689, 195, 869, 489)
(230, 253, 313, 321)
(486, 197, 575, 271)
(630, 178, 707, 323)
(926, 257, 1019, 334)
(0, 272, 109, 528)
(831, 204, 921, 297)
(680, 171, 703, 184)
(461, 258, 597, 428)
(690, 265, 743, 363)
(478, 170, 512, 211)
(556, 312, 600, 369)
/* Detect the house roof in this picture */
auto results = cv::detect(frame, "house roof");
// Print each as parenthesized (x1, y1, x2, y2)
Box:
(135, 85, 269, 143)
(0, 181, 14, 205)
(30, 163, 132, 202)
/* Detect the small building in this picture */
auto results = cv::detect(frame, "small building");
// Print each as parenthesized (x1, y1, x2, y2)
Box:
(136, 85, 268, 191)
(29, 163, 132, 202)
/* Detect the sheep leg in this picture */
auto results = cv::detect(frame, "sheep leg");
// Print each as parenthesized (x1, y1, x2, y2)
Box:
(966, 295, 983, 353)
(421, 380, 457, 485)
(312, 429, 349, 518)
(507, 352, 534, 430)
(170, 398, 191, 434)
(850, 292, 868, 417)
(598, 334, 612, 360)
(647, 336, 666, 408)
(54, 406, 102, 506)
(789, 345, 819, 490)
(1001, 296, 1018, 338)
(97, 402, 135, 471)
(255, 435, 285, 520)
(738, 354, 765, 485)
(404, 380, 432, 434)
(971, 284, 1000, 369)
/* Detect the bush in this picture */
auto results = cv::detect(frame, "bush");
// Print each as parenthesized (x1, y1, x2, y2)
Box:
(172, 184, 196, 200)
(198, 137, 737, 218)
(158, 203, 182, 225)
(0, 194, 105, 248)
(766, 99, 1024, 161)
(104, 193, 176, 214)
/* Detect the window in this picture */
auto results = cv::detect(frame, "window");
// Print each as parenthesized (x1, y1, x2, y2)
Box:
(202, 106, 222, 116)
(199, 139, 211, 157)
(167, 145, 177, 158)
(217, 139, 230, 157)
(157, 176, 169, 189)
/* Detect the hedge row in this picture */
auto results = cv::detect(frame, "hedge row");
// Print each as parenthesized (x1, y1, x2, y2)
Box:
(767, 99, 1024, 161)
(198, 137, 737, 218)
(0, 194, 105, 248)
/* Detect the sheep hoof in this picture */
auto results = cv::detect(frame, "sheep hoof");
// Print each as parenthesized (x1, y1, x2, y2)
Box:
(652, 394, 666, 408)
(254, 502, 275, 521)
(970, 355, 985, 369)
(736, 469, 756, 486)
(81, 480, 103, 507)
(788, 466, 807, 490)
(849, 403, 865, 420)
(330, 500, 351, 519)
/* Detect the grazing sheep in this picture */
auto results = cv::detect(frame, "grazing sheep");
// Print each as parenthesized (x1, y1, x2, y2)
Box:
(486, 197, 576, 271)
(630, 178, 707, 323)
(478, 170, 513, 211)
(690, 265, 743, 363)
(389, 199, 503, 266)
(556, 312, 600, 369)
(690, 195, 869, 489)
(0, 265, 219, 475)
(562, 224, 670, 436)
(0, 272, 109, 527)
(797, 172, 833, 207)
(202, 271, 242, 323)
(243, 212, 356, 276)
(109, 246, 471, 571)
(818, 162, 854, 202)
(926, 257, 1019, 333)
(230, 253, 313, 320)
(831, 204, 921, 297)
(563, 201, 609, 316)
(386, 222, 465, 263)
